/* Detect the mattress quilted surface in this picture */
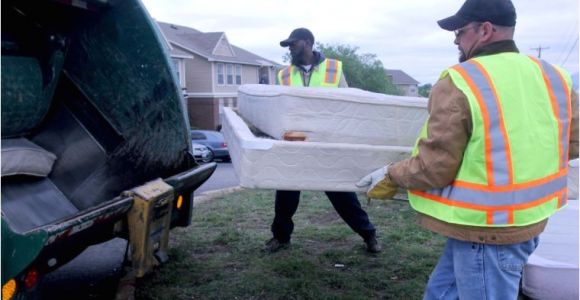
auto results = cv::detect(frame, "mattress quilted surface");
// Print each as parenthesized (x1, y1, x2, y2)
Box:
(238, 84, 428, 146)
(222, 107, 412, 192)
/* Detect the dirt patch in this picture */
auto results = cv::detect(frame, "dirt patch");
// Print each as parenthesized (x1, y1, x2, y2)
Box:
(306, 209, 342, 225)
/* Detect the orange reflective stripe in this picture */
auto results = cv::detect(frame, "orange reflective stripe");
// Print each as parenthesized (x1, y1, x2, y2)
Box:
(324, 59, 330, 83)
(529, 56, 564, 169)
(286, 66, 293, 85)
(470, 60, 514, 184)
(279, 68, 288, 86)
(452, 64, 495, 185)
(324, 59, 338, 84)
(454, 168, 568, 192)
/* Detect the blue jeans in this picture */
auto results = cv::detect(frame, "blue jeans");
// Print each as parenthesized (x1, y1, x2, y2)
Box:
(423, 237, 539, 300)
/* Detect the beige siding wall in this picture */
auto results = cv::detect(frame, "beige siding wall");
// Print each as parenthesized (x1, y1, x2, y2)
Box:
(214, 83, 239, 93)
(184, 54, 213, 93)
(213, 39, 234, 56)
(242, 65, 259, 84)
(397, 84, 419, 97)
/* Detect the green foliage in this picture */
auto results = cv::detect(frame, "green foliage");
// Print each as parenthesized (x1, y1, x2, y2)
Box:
(317, 43, 400, 95)
(136, 189, 444, 299)
(418, 83, 432, 98)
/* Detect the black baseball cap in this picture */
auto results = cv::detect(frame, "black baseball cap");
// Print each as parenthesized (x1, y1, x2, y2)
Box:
(280, 28, 315, 47)
(437, 0, 516, 31)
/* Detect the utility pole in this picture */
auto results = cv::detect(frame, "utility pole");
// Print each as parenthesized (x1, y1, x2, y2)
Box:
(530, 45, 550, 58)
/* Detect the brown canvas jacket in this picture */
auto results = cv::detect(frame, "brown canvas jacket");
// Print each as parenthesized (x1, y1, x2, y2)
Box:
(387, 40, 580, 244)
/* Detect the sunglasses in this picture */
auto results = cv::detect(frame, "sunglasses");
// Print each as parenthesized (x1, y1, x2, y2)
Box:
(454, 23, 482, 38)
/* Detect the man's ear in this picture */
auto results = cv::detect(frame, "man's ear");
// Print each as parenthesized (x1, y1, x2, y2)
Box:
(481, 22, 495, 41)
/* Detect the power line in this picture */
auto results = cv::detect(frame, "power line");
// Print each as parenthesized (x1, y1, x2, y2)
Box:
(556, 22, 577, 63)
(530, 45, 550, 58)
(561, 37, 579, 67)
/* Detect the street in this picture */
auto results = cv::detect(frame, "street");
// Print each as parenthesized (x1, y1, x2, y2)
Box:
(194, 161, 238, 195)
(39, 162, 238, 299)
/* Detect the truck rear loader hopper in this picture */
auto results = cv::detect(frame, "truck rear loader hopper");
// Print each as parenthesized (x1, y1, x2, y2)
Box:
(1, 0, 216, 297)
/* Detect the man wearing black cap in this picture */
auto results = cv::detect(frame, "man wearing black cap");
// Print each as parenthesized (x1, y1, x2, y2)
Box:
(263, 27, 380, 254)
(277, 28, 348, 87)
(356, 0, 579, 298)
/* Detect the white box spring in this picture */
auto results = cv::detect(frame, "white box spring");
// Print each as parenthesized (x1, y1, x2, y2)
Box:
(522, 201, 578, 300)
(237, 84, 428, 146)
(222, 107, 412, 191)
(521, 160, 579, 300)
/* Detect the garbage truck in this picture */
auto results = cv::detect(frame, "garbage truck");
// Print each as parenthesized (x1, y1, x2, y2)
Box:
(1, 0, 216, 298)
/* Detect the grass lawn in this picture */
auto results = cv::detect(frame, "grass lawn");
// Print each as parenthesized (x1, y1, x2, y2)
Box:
(135, 189, 445, 299)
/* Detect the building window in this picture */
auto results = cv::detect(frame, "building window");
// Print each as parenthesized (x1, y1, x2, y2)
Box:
(235, 65, 242, 85)
(217, 63, 224, 85)
(227, 64, 234, 85)
(171, 58, 185, 88)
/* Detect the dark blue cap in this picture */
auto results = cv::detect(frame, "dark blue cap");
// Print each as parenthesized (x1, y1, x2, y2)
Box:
(280, 28, 314, 47)
(438, 0, 516, 31)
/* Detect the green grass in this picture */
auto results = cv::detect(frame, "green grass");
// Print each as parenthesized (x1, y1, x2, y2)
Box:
(135, 190, 444, 299)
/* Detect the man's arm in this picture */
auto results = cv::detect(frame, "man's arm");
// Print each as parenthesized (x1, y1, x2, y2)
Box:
(388, 75, 471, 190)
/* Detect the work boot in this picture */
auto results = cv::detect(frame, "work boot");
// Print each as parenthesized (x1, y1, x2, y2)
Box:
(365, 237, 382, 253)
(263, 238, 290, 253)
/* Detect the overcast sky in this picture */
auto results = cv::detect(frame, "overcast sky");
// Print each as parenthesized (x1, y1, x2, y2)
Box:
(141, 0, 579, 85)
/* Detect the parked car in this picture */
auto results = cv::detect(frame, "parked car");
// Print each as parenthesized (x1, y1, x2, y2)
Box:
(192, 142, 213, 163)
(190, 130, 230, 161)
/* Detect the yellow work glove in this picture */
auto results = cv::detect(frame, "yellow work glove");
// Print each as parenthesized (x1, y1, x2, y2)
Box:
(355, 166, 398, 200)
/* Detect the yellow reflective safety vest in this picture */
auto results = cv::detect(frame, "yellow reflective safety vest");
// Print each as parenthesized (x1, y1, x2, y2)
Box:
(277, 58, 342, 87)
(409, 53, 573, 227)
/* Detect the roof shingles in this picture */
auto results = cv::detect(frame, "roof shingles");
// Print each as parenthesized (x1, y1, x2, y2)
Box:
(385, 69, 420, 85)
(157, 21, 279, 67)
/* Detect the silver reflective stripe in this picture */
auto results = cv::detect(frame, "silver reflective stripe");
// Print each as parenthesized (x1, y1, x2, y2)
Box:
(325, 59, 337, 83)
(493, 211, 509, 225)
(539, 59, 571, 170)
(459, 61, 511, 185)
(281, 67, 291, 86)
(426, 174, 566, 206)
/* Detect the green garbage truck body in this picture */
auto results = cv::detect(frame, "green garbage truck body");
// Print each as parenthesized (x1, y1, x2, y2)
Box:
(1, 0, 215, 295)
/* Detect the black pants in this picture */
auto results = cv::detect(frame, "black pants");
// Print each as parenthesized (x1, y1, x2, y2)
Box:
(271, 190, 376, 243)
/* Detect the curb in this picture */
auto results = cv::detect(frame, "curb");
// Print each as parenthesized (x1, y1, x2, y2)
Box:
(194, 186, 244, 204)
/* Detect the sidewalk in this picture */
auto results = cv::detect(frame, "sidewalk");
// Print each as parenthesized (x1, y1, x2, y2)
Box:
(194, 186, 243, 204)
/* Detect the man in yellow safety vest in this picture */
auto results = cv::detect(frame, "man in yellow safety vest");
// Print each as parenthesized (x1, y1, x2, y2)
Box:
(263, 28, 381, 254)
(356, 0, 579, 298)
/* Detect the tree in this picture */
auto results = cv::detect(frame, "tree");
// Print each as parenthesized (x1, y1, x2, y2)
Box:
(282, 43, 400, 95)
(418, 83, 432, 98)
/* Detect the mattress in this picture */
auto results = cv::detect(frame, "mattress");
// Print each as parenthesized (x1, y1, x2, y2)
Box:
(522, 199, 579, 300)
(222, 107, 412, 191)
(568, 159, 579, 199)
(237, 84, 428, 146)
